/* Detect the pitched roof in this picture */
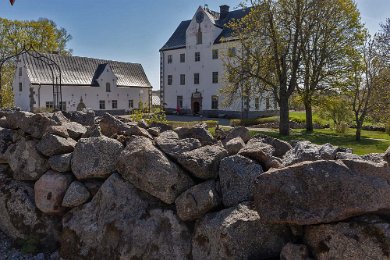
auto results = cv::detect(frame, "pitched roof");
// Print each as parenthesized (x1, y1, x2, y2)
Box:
(21, 53, 152, 88)
(160, 7, 251, 51)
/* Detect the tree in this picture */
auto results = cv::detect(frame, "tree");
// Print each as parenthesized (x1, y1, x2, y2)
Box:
(297, 0, 363, 132)
(224, 0, 307, 135)
(317, 94, 352, 133)
(0, 18, 72, 108)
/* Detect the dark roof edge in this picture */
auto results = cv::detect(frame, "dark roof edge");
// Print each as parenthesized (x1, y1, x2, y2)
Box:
(31, 83, 152, 88)
(159, 46, 186, 52)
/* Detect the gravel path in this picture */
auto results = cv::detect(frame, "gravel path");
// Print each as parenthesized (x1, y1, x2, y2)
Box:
(0, 231, 58, 260)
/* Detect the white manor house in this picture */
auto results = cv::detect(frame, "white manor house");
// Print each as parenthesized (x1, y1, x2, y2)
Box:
(13, 53, 152, 114)
(160, 5, 278, 118)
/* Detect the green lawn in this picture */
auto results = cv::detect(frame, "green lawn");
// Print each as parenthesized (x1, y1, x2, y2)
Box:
(250, 129, 390, 155)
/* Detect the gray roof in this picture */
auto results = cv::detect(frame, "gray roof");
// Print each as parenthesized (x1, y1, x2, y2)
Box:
(22, 53, 152, 88)
(160, 7, 251, 51)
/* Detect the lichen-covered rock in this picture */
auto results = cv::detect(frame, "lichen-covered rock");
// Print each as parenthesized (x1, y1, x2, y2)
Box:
(99, 113, 151, 138)
(0, 169, 61, 251)
(257, 135, 292, 157)
(225, 126, 250, 143)
(61, 173, 191, 259)
(117, 136, 194, 204)
(219, 155, 263, 207)
(304, 215, 390, 260)
(149, 122, 173, 133)
(177, 145, 228, 180)
(254, 159, 390, 225)
(280, 243, 310, 260)
(10, 112, 57, 138)
(36, 134, 76, 157)
(5, 137, 50, 181)
(62, 181, 90, 208)
(239, 138, 283, 170)
(148, 127, 160, 137)
(224, 137, 245, 155)
(48, 153, 72, 173)
(82, 179, 104, 197)
(34, 171, 73, 214)
(63, 110, 95, 126)
(175, 126, 215, 145)
(175, 180, 221, 221)
(46, 125, 69, 138)
(62, 122, 87, 140)
(192, 202, 291, 260)
(81, 124, 102, 138)
(71, 136, 123, 180)
(283, 141, 338, 166)
(0, 127, 14, 163)
(156, 131, 201, 159)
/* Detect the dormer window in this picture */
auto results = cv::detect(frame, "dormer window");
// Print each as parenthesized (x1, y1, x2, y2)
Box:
(106, 82, 111, 92)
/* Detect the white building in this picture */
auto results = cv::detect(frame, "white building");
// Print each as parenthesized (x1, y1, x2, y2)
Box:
(160, 5, 278, 118)
(13, 53, 152, 114)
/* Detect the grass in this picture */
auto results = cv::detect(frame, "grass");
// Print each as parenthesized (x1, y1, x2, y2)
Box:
(250, 128, 390, 155)
(167, 120, 218, 129)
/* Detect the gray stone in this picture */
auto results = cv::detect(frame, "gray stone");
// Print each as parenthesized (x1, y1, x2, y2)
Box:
(5, 137, 50, 181)
(36, 134, 76, 157)
(156, 131, 201, 159)
(149, 122, 173, 132)
(0, 170, 61, 251)
(0, 127, 14, 163)
(63, 122, 87, 140)
(175, 180, 221, 221)
(48, 153, 72, 173)
(175, 126, 215, 145)
(71, 136, 123, 180)
(254, 159, 390, 225)
(280, 243, 311, 260)
(192, 202, 291, 260)
(219, 155, 263, 207)
(148, 127, 160, 137)
(63, 110, 95, 126)
(225, 126, 250, 143)
(10, 112, 58, 138)
(34, 171, 73, 214)
(45, 125, 69, 138)
(62, 181, 91, 208)
(82, 179, 104, 197)
(304, 215, 390, 259)
(385, 146, 390, 165)
(177, 145, 228, 180)
(61, 173, 191, 259)
(81, 124, 102, 138)
(257, 135, 292, 157)
(137, 119, 149, 129)
(225, 137, 245, 155)
(99, 113, 152, 138)
(117, 136, 194, 204)
(361, 153, 387, 164)
(283, 141, 338, 166)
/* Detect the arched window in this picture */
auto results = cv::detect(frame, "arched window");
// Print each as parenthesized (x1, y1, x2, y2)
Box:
(197, 29, 202, 45)
(106, 82, 111, 92)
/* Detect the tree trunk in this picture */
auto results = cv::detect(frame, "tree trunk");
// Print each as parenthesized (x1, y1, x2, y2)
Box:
(356, 120, 362, 141)
(304, 97, 313, 132)
(279, 94, 290, 136)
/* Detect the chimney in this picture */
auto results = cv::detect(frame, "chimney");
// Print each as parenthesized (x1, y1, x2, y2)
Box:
(219, 5, 230, 20)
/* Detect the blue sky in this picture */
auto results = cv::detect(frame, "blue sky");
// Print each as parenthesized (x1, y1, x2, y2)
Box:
(0, 0, 388, 90)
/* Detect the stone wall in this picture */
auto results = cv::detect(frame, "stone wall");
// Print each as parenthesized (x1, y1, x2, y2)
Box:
(0, 110, 390, 259)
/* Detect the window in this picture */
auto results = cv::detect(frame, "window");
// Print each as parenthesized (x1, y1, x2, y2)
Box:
(45, 101, 53, 109)
(168, 75, 173, 85)
(194, 73, 200, 85)
(266, 97, 270, 110)
(228, 47, 236, 57)
(99, 100, 106, 110)
(180, 74, 186, 85)
(195, 52, 200, 62)
(19, 67, 22, 76)
(129, 100, 134, 109)
(212, 72, 219, 84)
(19, 82, 22, 92)
(197, 31, 202, 45)
(168, 55, 172, 64)
(211, 96, 219, 110)
(180, 53, 185, 63)
(112, 100, 118, 109)
(106, 82, 111, 92)
(255, 97, 260, 110)
(212, 49, 219, 60)
(177, 96, 183, 108)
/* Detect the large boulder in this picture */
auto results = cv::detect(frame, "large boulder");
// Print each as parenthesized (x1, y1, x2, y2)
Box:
(304, 215, 390, 259)
(192, 202, 291, 259)
(9, 112, 57, 139)
(175, 126, 215, 145)
(224, 126, 250, 143)
(254, 159, 390, 225)
(0, 170, 61, 251)
(62, 181, 91, 208)
(239, 138, 283, 170)
(117, 136, 194, 204)
(5, 137, 50, 181)
(219, 155, 263, 207)
(36, 134, 76, 157)
(48, 153, 72, 173)
(156, 130, 201, 159)
(283, 141, 338, 166)
(0, 127, 14, 163)
(62, 122, 87, 140)
(175, 180, 221, 221)
(46, 125, 69, 138)
(256, 135, 292, 157)
(34, 171, 73, 214)
(99, 113, 151, 139)
(63, 110, 95, 126)
(177, 145, 228, 180)
(61, 173, 191, 259)
(71, 136, 123, 180)
(224, 137, 245, 155)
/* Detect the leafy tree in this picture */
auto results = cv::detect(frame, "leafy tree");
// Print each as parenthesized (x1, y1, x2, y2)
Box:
(317, 94, 352, 133)
(0, 18, 72, 108)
